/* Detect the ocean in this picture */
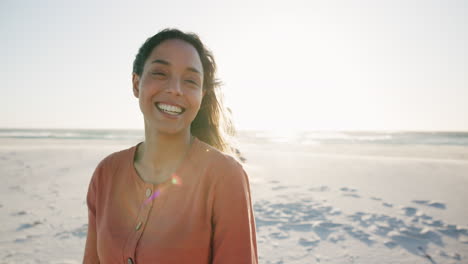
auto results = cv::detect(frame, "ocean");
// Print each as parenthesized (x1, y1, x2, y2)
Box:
(1, 128, 468, 146)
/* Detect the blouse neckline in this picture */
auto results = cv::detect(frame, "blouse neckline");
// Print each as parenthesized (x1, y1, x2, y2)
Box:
(129, 137, 200, 188)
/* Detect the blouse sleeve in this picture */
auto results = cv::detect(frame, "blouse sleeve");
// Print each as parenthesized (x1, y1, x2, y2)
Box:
(211, 159, 258, 264)
(83, 162, 102, 264)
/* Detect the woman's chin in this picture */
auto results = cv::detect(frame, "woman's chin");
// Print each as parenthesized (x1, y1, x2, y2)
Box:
(146, 124, 190, 137)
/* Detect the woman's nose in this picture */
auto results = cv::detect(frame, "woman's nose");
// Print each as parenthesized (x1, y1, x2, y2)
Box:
(166, 77, 183, 96)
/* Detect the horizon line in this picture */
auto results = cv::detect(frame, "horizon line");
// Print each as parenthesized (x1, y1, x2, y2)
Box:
(1, 127, 468, 133)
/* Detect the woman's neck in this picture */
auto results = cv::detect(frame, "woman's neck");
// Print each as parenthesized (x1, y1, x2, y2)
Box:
(137, 125, 193, 172)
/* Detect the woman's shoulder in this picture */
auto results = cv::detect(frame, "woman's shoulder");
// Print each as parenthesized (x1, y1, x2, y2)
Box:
(195, 138, 243, 171)
(92, 144, 138, 175)
(195, 139, 251, 196)
(193, 139, 250, 190)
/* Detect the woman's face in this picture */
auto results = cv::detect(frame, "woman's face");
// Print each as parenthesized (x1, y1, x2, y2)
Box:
(133, 39, 204, 136)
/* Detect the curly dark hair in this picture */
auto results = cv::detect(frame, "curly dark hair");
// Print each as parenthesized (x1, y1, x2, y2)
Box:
(132, 28, 235, 153)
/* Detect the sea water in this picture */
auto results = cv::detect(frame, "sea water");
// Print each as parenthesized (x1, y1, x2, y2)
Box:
(1, 128, 468, 146)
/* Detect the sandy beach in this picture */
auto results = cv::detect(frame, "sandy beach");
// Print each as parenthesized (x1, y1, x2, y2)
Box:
(1, 133, 467, 263)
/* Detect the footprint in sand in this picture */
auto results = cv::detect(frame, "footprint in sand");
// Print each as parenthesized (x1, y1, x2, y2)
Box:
(14, 234, 40, 243)
(340, 187, 357, 192)
(396, 226, 442, 244)
(272, 186, 288, 191)
(16, 220, 42, 231)
(439, 250, 462, 261)
(298, 237, 320, 247)
(279, 223, 312, 232)
(342, 193, 361, 198)
(328, 233, 346, 243)
(343, 226, 375, 245)
(71, 224, 88, 238)
(270, 230, 289, 239)
(412, 212, 433, 221)
(412, 200, 446, 209)
(383, 240, 398, 248)
(11, 210, 27, 216)
(401, 207, 417, 216)
(308, 186, 330, 192)
(382, 202, 393, 208)
(312, 221, 342, 240)
(55, 224, 88, 239)
(437, 224, 468, 239)
(351, 207, 468, 255)
(340, 187, 361, 198)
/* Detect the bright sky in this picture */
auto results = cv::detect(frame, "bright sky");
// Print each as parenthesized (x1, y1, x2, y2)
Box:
(1, 0, 467, 131)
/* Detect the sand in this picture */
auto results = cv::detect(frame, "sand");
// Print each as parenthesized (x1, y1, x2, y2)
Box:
(1, 137, 467, 263)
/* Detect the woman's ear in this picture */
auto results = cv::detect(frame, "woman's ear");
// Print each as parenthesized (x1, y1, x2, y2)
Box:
(132, 73, 140, 98)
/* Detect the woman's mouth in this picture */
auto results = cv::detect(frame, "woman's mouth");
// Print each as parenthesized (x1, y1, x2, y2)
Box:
(155, 102, 185, 116)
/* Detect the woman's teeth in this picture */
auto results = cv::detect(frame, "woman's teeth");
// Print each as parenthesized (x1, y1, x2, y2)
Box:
(156, 103, 183, 115)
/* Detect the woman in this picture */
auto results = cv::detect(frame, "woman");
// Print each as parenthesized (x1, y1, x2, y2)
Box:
(83, 29, 258, 264)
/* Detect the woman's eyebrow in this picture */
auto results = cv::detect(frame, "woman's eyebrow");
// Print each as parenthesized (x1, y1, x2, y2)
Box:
(151, 59, 170, 65)
(187, 67, 201, 75)
(151, 59, 201, 75)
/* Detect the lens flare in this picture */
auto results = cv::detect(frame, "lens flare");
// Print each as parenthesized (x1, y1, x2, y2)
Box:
(171, 174, 182, 186)
(144, 190, 161, 205)
(142, 174, 182, 206)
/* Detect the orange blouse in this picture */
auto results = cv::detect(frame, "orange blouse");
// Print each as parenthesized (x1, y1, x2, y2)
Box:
(83, 138, 258, 264)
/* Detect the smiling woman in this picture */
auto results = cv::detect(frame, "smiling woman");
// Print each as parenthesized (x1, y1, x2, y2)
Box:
(83, 29, 258, 264)
(133, 39, 206, 137)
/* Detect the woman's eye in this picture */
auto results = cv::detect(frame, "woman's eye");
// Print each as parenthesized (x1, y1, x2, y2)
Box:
(185, 80, 199, 86)
(151, 72, 166, 77)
